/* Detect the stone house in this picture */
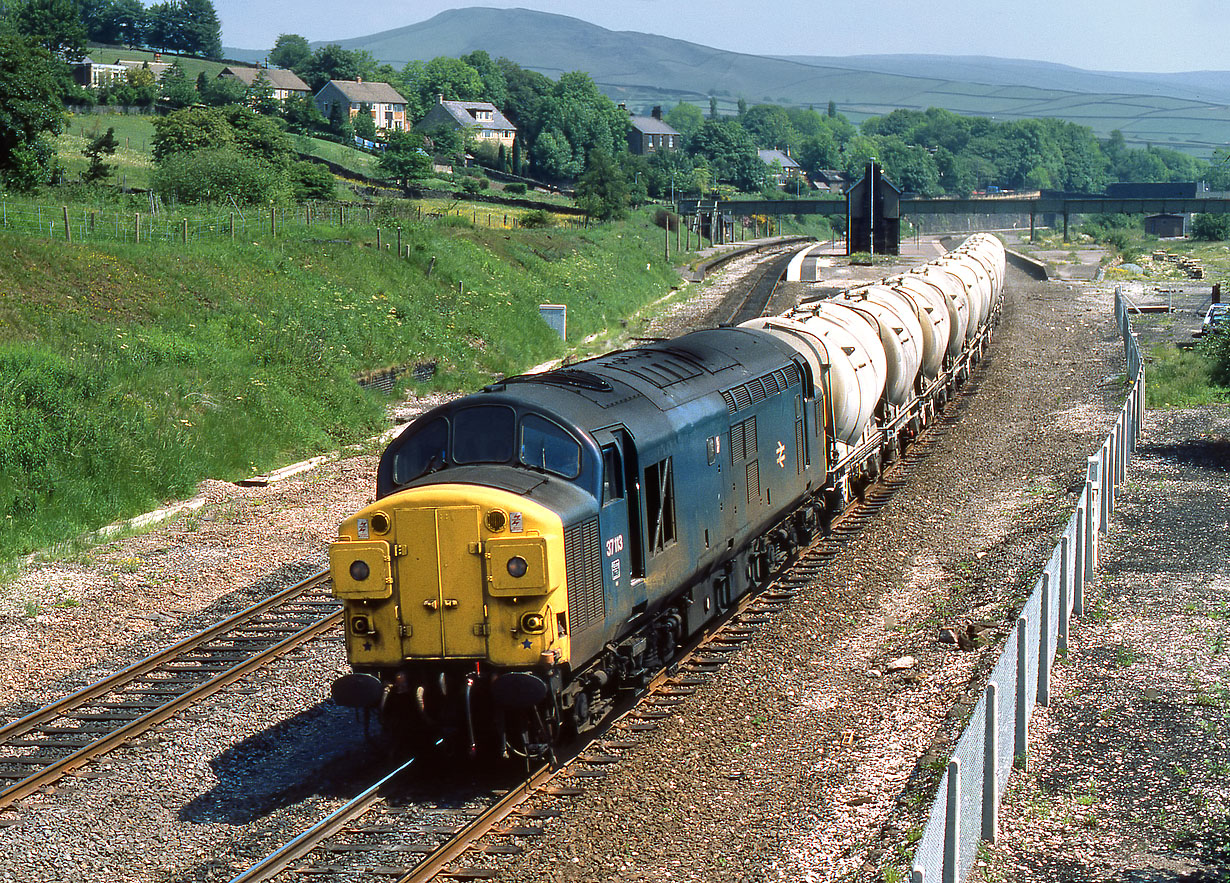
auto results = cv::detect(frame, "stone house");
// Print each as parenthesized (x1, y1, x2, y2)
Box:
(315, 79, 409, 131)
(414, 96, 517, 149)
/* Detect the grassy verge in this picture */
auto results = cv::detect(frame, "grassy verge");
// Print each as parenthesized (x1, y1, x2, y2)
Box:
(0, 206, 688, 564)
(1145, 343, 1230, 408)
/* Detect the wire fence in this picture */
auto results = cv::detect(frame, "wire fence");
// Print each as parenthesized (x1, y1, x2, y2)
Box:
(0, 198, 585, 248)
(911, 286, 1144, 882)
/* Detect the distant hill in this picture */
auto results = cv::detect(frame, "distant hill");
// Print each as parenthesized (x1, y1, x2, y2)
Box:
(311, 7, 1230, 156)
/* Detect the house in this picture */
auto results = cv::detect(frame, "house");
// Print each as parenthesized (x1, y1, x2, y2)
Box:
(218, 66, 311, 102)
(114, 57, 170, 81)
(627, 106, 679, 154)
(812, 169, 851, 193)
(758, 149, 803, 187)
(72, 56, 128, 88)
(414, 96, 516, 149)
(315, 79, 409, 131)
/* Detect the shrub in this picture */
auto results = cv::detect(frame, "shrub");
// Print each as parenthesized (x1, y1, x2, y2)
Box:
(460, 177, 481, 194)
(1199, 329, 1230, 387)
(291, 161, 335, 201)
(653, 208, 679, 231)
(520, 209, 553, 228)
(504, 182, 527, 195)
(1193, 213, 1230, 241)
(477, 177, 490, 190)
(154, 147, 290, 205)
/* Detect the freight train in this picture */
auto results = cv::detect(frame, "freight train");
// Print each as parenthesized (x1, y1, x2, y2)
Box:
(328, 234, 1006, 758)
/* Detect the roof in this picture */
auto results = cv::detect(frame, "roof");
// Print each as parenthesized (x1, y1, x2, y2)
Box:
(629, 115, 678, 136)
(437, 100, 515, 131)
(221, 66, 310, 92)
(321, 80, 408, 105)
(758, 149, 800, 169)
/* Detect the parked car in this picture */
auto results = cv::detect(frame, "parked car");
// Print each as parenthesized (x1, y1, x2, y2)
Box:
(1198, 303, 1230, 337)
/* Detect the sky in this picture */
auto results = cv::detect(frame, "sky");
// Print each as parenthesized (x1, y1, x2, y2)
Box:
(211, 0, 1228, 73)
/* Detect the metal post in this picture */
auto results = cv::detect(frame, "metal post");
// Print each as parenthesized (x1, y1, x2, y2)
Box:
(943, 759, 960, 883)
(1059, 535, 1070, 653)
(182, 218, 188, 243)
(1038, 572, 1051, 706)
(270, 206, 276, 238)
(1015, 617, 1028, 767)
(1074, 506, 1085, 616)
(1107, 450, 1116, 533)
(982, 683, 999, 843)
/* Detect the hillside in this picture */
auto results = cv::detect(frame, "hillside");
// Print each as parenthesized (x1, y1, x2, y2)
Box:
(0, 211, 680, 565)
(318, 7, 1230, 156)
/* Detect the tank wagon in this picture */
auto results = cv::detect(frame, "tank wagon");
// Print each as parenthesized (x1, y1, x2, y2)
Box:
(328, 234, 1007, 757)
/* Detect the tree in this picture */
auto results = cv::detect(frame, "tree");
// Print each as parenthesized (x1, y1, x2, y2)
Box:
(794, 129, 839, 175)
(300, 44, 376, 92)
(0, 34, 66, 190)
(1193, 213, 1230, 241)
(12, 0, 87, 57)
(247, 72, 280, 116)
(576, 149, 628, 221)
(282, 91, 326, 134)
(709, 95, 718, 119)
(665, 102, 704, 141)
(741, 104, 794, 150)
(686, 119, 763, 191)
(459, 50, 508, 109)
(269, 33, 311, 72)
(159, 60, 198, 108)
(827, 100, 837, 118)
(378, 129, 431, 193)
(180, 0, 221, 58)
(352, 102, 376, 141)
(81, 125, 118, 182)
(408, 56, 485, 119)
(151, 106, 233, 160)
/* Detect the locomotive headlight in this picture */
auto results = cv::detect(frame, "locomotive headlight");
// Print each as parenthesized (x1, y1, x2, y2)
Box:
(351, 615, 371, 634)
(349, 560, 371, 582)
(520, 612, 546, 633)
(506, 555, 528, 578)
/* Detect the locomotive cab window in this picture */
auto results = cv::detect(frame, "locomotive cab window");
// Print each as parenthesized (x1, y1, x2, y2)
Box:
(391, 416, 449, 484)
(644, 457, 676, 554)
(601, 445, 624, 504)
(519, 414, 581, 478)
(453, 405, 515, 464)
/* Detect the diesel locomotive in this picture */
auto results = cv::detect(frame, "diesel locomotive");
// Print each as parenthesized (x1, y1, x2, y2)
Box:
(328, 234, 1006, 757)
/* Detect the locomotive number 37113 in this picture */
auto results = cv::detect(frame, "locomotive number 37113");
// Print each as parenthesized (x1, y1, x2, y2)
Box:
(605, 534, 624, 557)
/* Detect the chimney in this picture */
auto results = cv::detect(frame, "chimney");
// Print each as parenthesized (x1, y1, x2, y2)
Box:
(652, 105, 662, 120)
(617, 102, 626, 110)
(356, 76, 362, 84)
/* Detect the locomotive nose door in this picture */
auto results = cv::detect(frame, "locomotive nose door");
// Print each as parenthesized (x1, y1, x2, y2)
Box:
(395, 505, 487, 658)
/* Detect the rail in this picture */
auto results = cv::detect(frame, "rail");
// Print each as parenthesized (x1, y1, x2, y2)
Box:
(910, 286, 1144, 882)
(0, 570, 340, 810)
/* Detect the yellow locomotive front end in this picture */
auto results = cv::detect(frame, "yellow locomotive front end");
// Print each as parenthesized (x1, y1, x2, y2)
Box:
(328, 483, 573, 754)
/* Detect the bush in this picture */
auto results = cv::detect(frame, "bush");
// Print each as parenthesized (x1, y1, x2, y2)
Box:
(504, 182, 527, 195)
(154, 148, 290, 205)
(477, 177, 490, 190)
(460, 177, 481, 194)
(291, 161, 335, 201)
(1193, 213, 1230, 241)
(520, 209, 553, 228)
(1199, 330, 1230, 387)
(653, 208, 679, 231)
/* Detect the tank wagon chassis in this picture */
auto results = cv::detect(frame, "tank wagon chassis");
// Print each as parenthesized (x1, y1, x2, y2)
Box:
(329, 235, 1007, 759)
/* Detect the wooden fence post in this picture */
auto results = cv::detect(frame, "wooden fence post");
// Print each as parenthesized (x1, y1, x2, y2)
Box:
(62, 206, 71, 243)
(134, 212, 140, 244)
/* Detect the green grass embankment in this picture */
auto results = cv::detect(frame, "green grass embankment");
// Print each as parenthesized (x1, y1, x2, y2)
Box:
(0, 209, 684, 564)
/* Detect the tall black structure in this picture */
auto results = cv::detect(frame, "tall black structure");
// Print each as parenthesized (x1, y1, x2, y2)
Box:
(846, 161, 901, 255)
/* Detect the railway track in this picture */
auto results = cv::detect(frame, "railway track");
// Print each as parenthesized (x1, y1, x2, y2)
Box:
(224, 353, 992, 883)
(0, 570, 340, 810)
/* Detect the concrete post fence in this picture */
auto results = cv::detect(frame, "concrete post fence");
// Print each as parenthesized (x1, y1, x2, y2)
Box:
(911, 287, 1144, 882)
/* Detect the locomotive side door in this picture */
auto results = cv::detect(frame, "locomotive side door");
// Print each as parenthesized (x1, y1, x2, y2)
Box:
(592, 428, 641, 630)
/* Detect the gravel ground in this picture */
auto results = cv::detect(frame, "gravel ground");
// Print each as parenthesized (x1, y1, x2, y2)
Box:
(982, 406, 1230, 881)
(0, 240, 1169, 883)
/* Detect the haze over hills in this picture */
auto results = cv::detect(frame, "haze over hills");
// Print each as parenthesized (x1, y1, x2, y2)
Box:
(232, 7, 1230, 156)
